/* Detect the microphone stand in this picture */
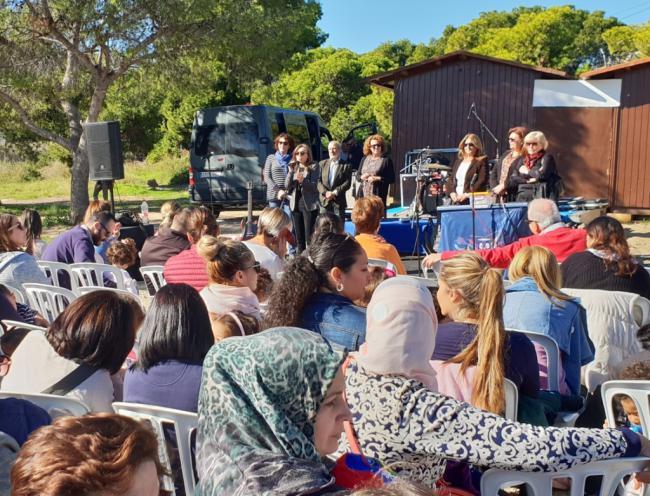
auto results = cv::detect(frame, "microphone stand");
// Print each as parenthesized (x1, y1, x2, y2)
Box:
(468, 104, 501, 160)
(410, 149, 427, 276)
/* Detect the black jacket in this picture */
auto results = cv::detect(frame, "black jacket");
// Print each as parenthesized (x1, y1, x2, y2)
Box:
(317, 158, 352, 208)
(490, 152, 524, 199)
(510, 153, 561, 201)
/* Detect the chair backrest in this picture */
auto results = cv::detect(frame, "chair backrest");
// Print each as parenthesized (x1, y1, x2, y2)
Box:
(139, 265, 166, 294)
(37, 260, 74, 289)
(112, 402, 198, 496)
(507, 328, 561, 393)
(1, 320, 47, 334)
(23, 283, 76, 324)
(75, 286, 142, 308)
(601, 379, 650, 436)
(503, 378, 519, 421)
(0, 391, 90, 417)
(2, 283, 25, 304)
(562, 288, 650, 390)
(367, 258, 388, 268)
(480, 457, 650, 495)
(70, 262, 125, 290)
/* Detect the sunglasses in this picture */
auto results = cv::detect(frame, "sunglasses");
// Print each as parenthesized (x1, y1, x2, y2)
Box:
(297, 151, 307, 156)
(526, 219, 537, 225)
(525, 142, 539, 146)
(370, 144, 381, 148)
(242, 261, 261, 273)
(278, 141, 289, 145)
(508, 137, 519, 142)
(463, 143, 476, 148)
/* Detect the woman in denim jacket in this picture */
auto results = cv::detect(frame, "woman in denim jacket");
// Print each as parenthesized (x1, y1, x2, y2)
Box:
(263, 231, 369, 351)
(503, 245, 594, 395)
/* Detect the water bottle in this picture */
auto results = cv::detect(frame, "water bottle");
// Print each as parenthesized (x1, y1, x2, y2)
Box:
(140, 200, 149, 225)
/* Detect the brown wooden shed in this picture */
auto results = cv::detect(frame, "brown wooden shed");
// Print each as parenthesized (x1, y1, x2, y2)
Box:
(581, 58, 650, 212)
(367, 51, 568, 200)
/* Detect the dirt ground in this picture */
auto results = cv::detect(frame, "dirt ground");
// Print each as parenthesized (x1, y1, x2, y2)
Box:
(625, 221, 650, 264)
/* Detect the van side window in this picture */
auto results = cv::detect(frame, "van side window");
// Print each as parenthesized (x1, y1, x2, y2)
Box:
(284, 113, 309, 146)
(269, 112, 286, 138)
(305, 115, 320, 160)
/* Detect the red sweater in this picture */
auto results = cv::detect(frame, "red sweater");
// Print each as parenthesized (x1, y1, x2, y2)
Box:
(441, 225, 587, 269)
(163, 245, 209, 293)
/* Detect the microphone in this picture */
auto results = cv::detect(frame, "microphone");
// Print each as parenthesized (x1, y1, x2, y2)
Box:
(466, 103, 475, 120)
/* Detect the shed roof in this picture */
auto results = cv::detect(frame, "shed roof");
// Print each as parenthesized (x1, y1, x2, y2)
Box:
(580, 56, 650, 79)
(365, 50, 570, 89)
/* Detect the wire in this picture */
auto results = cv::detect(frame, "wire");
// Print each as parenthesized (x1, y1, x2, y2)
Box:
(609, 0, 650, 17)
(619, 3, 650, 20)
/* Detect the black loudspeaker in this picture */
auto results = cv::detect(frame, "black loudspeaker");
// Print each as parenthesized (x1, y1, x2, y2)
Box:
(86, 121, 124, 181)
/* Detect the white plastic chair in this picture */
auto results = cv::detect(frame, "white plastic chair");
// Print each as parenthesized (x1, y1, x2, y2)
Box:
(0, 391, 90, 417)
(602, 380, 650, 436)
(112, 402, 198, 496)
(75, 286, 142, 308)
(367, 258, 389, 268)
(507, 328, 582, 427)
(504, 378, 519, 421)
(1, 320, 47, 334)
(140, 265, 166, 295)
(2, 283, 25, 304)
(23, 283, 76, 324)
(37, 260, 74, 288)
(480, 457, 650, 495)
(70, 262, 125, 290)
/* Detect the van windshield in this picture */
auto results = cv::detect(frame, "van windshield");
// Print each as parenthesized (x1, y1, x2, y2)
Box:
(194, 108, 259, 167)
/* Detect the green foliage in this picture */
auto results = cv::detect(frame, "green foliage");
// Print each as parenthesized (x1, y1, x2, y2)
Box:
(603, 22, 650, 59)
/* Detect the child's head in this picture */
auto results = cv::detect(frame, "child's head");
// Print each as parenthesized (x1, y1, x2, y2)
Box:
(0, 284, 17, 310)
(354, 266, 387, 308)
(210, 311, 261, 341)
(107, 239, 137, 269)
(637, 324, 650, 352)
(253, 267, 273, 304)
(619, 395, 641, 427)
(618, 361, 650, 429)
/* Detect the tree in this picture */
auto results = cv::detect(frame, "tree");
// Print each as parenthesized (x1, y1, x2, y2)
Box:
(603, 22, 650, 60)
(0, 0, 324, 220)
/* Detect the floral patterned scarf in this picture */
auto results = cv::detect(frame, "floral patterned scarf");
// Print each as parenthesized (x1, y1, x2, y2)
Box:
(196, 327, 346, 495)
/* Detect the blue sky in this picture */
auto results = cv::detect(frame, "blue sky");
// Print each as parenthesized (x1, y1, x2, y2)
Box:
(318, 1, 650, 53)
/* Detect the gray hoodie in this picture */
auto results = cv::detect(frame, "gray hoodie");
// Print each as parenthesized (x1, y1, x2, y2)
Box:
(0, 252, 50, 299)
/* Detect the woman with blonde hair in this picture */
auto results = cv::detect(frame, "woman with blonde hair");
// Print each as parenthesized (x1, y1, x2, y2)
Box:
(243, 207, 292, 279)
(355, 134, 395, 208)
(445, 133, 487, 205)
(504, 245, 594, 395)
(157, 200, 181, 234)
(510, 130, 561, 202)
(197, 235, 261, 338)
(284, 143, 320, 253)
(432, 252, 539, 414)
(344, 264, 650, 491)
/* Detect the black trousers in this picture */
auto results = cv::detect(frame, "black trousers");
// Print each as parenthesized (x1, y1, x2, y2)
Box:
(292, 207, 317, 254)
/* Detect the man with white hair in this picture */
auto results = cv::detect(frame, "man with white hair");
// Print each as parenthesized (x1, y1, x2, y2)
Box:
(423, 199, 586, 269)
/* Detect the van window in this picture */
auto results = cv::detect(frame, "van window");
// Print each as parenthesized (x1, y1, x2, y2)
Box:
(194, 108, 259, 168)
(305, 115, 321, 160)
(268, 112, 286, 139)
(284, 113, 309, 146)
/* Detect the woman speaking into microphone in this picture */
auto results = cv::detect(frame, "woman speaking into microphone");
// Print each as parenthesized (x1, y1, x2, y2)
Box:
(445, 133, 487, 205)
(284, 143, 320, 254)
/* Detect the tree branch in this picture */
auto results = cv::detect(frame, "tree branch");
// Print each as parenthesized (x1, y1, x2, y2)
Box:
(0, 88, 72, 150)
(25, 0, 98, 76)
(114, 28, 166, 77)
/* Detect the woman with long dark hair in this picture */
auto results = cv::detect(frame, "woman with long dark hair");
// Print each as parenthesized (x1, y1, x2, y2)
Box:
(285, 143, 320, 253)
(561, 216, 650, 299)
(264, 231, 369, 350)
(123, 283, 214, 412)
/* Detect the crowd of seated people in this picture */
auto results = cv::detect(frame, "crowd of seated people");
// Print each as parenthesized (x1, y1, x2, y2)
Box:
(1, 193, 650, 496)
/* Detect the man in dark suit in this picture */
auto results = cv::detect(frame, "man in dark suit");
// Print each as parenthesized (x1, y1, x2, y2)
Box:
(317, 140, 352, 220)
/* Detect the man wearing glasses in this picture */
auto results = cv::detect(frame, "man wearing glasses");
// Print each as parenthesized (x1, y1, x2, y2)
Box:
(42, 211, 118, 289)
(423, 199, 586, 269)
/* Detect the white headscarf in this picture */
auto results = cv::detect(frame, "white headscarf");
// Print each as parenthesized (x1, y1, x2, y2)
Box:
(356, 276, 438, 389)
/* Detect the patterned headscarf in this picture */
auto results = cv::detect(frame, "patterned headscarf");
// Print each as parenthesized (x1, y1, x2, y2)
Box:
(196, 327, 346, 495)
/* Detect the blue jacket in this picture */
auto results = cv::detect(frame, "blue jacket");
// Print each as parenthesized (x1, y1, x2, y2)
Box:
(503, 277, 594, 395)
(300, 292, 366, 351)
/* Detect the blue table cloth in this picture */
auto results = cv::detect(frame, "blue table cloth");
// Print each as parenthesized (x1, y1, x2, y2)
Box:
(345, 218, 435, 255)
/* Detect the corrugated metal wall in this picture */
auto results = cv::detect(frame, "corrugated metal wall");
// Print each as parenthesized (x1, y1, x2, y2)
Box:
(612, 65, 650, 209)
(391, 58, 555, 194)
